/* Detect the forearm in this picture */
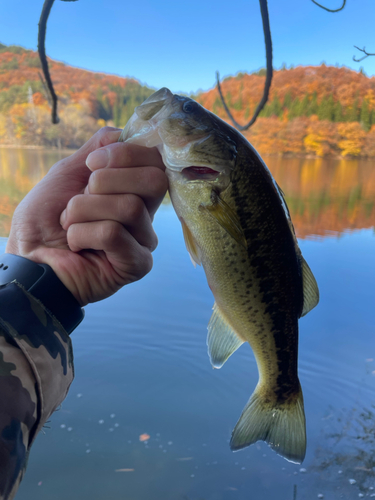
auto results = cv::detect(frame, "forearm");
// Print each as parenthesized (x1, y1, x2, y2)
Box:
(0, 282, 74, 500)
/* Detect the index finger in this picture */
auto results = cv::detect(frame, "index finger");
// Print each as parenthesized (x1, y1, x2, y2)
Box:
(86, 142, 165, 172)
(51, 127, 122, 183)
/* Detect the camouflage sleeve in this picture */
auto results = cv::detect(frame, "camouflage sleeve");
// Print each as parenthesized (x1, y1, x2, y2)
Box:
(0, 281, 74, 500)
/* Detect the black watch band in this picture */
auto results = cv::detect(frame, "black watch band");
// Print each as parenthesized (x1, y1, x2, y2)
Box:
(0, 253, 84, 335)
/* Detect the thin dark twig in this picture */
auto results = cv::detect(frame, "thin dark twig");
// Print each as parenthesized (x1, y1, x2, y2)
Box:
(38, 0, 59, 123)
(37, 71, 52, 107)
(311, 0, 346, 12)
(293, 484, 297, 500)
(216, 0, 273, 131)
(353, 46, 375, 62)
(38, 0, 79, 124)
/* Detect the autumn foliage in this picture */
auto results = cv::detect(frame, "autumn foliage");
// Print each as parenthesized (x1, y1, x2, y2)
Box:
(197, 65, 375, 158)
(1, 43, 375, 157)
(0, 44, 153, 148)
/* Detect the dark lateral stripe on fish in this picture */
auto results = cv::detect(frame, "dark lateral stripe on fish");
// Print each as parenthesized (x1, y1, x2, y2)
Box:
(230, 149, 304, 401)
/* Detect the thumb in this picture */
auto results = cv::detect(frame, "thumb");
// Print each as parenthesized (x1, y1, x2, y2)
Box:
(52, 127, 122, 185)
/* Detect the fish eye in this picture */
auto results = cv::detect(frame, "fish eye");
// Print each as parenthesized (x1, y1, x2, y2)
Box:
(183, 101, 196, 113)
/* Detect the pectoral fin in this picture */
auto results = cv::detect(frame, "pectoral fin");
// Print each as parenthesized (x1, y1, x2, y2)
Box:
(180, 218, 201, 267)
(200, 193, 247, 249)
(300, 256, 319, 317)
(207, 303, 245, 368)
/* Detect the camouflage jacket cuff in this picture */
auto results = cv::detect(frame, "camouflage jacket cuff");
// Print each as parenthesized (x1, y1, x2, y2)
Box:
(0, 282, 74, 500)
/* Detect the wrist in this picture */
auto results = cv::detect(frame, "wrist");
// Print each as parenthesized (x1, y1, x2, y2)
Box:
(0, 253, 84, 334)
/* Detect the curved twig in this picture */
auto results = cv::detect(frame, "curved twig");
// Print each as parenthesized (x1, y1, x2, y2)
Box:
(353, 46, 375, 62)
(293, 485, 297, 500)
(38, 0, 59, 123)
(38, 0, 79, 124)
(311, 0, 346, 12)
(216, 0, 273, 131)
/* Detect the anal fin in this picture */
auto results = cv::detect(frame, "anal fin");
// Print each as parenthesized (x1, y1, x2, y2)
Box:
(207, 303, 244, 369)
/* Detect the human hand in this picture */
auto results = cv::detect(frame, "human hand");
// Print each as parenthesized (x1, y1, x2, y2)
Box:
(6, 127, 168, 306)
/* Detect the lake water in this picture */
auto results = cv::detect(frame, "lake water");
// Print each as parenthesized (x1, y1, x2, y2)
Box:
(0, 148, 374, 500)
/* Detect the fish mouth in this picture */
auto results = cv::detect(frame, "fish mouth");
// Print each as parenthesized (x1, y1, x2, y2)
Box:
(181, 166, 220, 181)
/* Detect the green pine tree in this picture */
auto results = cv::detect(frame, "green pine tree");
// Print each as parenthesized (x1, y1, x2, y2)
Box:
(298, 94, 310, 116)
(288, 97, 300, 120)
(283, 92, 293, 110)
(317, 96, 328, 120)
(269, 94, 283, 117)
(307, 92, 318, 116)
(318, 94, 335, 121)
(360, 98, 371, 131)
(370, 109, 375, 129)
(333, 101, 344, 122)
(347, 97, 360, 122)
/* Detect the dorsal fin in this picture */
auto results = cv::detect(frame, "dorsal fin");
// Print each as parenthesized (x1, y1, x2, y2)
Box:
(274, 181, 319, 318)
(300, 256, 319, 317)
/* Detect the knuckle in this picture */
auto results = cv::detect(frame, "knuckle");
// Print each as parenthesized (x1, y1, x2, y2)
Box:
(148, 231, 159, 253)
(66, 224, 80, 250)
(139, 167, 168, 198)
(133, 251, 153, 280)
(101, 220, 123, 247)
(96, 126, 121, 147)
(120, 142, 136, 165)
(66, 194, 84, 218)
(88, 169, 105, 193)
(98, 126, 114, 138)
(149, 168, 168, 196)
(124, 194, 146, 221)
(142, 252, 153, 276)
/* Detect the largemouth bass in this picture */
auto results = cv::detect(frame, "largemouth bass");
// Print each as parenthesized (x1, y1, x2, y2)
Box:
(119, 88, 319, 463)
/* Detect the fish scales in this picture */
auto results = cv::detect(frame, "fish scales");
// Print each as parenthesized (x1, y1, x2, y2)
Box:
(231, 142, 304, 399)
(119, 88, 319, 464)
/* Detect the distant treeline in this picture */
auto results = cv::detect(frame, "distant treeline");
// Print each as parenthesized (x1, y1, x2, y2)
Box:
(1, 44, 375, 156)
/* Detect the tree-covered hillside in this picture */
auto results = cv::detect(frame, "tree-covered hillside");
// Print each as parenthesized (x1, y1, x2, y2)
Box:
(0, 44, 154, 147)
(1, 44, 375, 157)
(197, 65, 375, 157)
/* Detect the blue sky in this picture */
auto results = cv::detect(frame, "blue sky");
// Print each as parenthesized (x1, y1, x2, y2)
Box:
(0, 0, 374, 94)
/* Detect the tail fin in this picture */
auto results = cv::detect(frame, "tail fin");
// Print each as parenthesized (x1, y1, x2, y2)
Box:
(230, 384, 306, 464)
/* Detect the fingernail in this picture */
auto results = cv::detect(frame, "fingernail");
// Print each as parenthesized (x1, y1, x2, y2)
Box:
(86, 149, 109, 171)
(60, 209, 66, 226)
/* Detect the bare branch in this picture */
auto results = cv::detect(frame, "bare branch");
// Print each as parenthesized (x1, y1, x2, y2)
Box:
(37, 71, 53, 107)
(216, 0, 273, 131)
(311, 0, 346, 12)
(293, 485, 297, 500)
(38, 0, 79, 124)
(38, 0, 59, 123)
(353, 46, 375, 62)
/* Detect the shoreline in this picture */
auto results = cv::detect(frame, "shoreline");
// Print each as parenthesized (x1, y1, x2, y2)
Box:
(0, 144, 76, 152)
(0, 144, 373, 161)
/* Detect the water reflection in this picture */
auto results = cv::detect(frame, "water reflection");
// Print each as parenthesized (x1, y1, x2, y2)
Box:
(0, 148, 71, 236)
(1, 149, 374, 500)
(266, 157, 375, 239)
(0, 148, 374, 238)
